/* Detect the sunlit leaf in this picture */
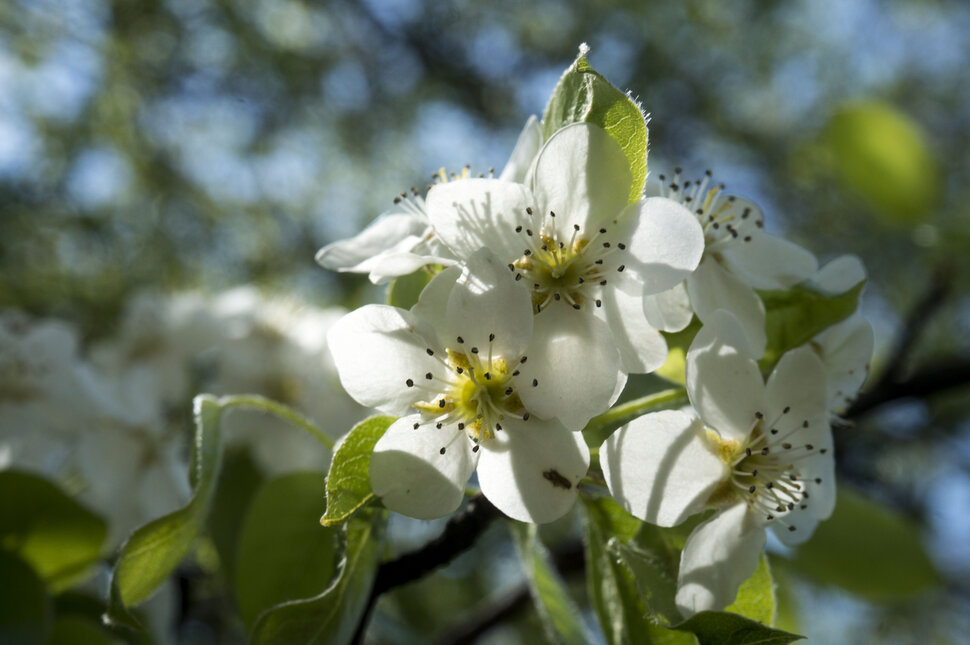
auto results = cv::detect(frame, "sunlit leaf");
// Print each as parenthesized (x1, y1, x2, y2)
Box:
(0, 470, 107, 591)
(787, 487, 941, 601)
(725, 555, 775, 626)
(249, 508, 386, 645)
(819, 101, 940, 225)
(510, 523, 591, 645)
(655, 319, 701, 386)
(105, 395, 224, 625)
(320, 415, 395, 527)
(235, 472, 338, 628)
(0, 550, 52, 645)
(670, 611, 803, 645)
(542, 47, 649, 204)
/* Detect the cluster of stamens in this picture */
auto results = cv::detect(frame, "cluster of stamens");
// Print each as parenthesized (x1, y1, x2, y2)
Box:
(402, 332, 533, 455)
(658, 168, 764, 250)
(727, 407, 829, 533)
(507, 207, 629, 313)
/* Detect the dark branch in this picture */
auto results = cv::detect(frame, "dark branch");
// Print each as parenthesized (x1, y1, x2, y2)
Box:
(351, 495, 504, 644)
(846, 357, 970, 418)
(881, 266, 952, 384)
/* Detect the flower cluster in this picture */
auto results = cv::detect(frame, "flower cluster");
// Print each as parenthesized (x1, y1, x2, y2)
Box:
(322, 96, 871, 616)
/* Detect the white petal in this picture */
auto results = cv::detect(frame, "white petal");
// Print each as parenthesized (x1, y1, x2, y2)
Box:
(366, 251, 455, 285)
(326, 305, 440, 415)
(445, 248, 534, 359)
(370, 416, 476, 520)
(642, 282, 694, 332)
(477, 417, 589, 523)
(625, 197, 705, 294)
(316, 213, 428, 273)
(409, 267, 460, 334)
(675, 503, 767, 616)
(811, 254, 867, 294)
(516, 303, 621, 430)
(601, 410, 728, 527)
(529, 123, 631, 233)
(599, 285, 668, 374)
(425, 178, 533, 261)
(687, 257, 767, 357)
(498, 115, 542, 183)
(719, 231, 818, 290)
(765, 345, 828, 431)
(814, 315, 874, 413)
(686, 309, 766, 442)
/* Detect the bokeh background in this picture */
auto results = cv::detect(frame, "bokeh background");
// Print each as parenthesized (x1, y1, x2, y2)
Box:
(2, 0, 969, 643)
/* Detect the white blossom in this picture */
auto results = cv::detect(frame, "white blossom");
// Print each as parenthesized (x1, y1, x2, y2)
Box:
(328, 248, 619, 523)
(601, 309, 834, 615)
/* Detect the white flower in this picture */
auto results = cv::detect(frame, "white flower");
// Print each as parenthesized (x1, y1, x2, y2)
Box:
(425, 122, 705, 374)
(601, 309, 834, 616)
(328, 248, 621, 523)
(807, 255, 874, 415)
(316, 116, 544, 284)
(652, 171, 818, 356)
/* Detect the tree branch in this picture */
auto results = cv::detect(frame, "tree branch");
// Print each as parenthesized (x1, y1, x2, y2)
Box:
(846, 357, 970, 418)
(351, 495, 504, 644)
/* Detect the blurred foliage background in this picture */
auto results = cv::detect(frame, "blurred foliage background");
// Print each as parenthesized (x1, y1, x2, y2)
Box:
(2, 0, 969, 642)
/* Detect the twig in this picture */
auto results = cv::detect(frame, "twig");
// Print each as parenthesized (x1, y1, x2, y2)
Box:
(351, 495, 504, 644)
(847, 357, 970, 418)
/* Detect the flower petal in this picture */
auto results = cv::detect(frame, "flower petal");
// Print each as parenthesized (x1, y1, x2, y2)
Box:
(370, 416, 477, 520)
(516, 303, 621, 430)
(528, 123, 631, 233)
(625, 197, 705, 294)
(675, 503, 766, 616)
(498, 115, 542, 183)
(445, 248, 534, 359)
(719, 230, 818, 290)
(598, 285, 668, 374)
(811, 254, 867, 294)
(642, 282, 694, 333)
(686, 309, 766, 442)
(687, 257, 767, 357)
(814, 315, 874, 413)
(425, 178, 534, 261)
(477, 417, 589, 523)
(765, 345, 828, 433)
(409, 266, 460, 334)
(316, 212, 428, 275)
(601, 410, 727, 527)
(366, 251, 455, 285)
(327, 305, 440, 415)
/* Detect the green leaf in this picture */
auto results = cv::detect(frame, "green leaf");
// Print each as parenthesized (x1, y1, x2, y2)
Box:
(320, 415, 395, 527)
(818, 100, 940, 225)
(725, 555, 775, 626)
(249, 508, 386, 645)
(671, 611, 803, 645)
(787, 487, 940, 601)
(207, 447, 266, 588)
(0, 550, 52, 645)
(609, 539, 680, 626)
(387, 267, 436, 309)
(542, 47, 648, 204)
(655, 319, 701, 386)
(0, 470, 107, 591)
(235, 472, 338, 628)
(510, 523, 590, 645)
(759, 281, 863, 373)
(106, 395, 224, 624)
(49, 616, 124, 645)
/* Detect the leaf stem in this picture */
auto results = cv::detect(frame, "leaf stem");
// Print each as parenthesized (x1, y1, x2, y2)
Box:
(582, 388, 689, 446)
(216, 394, 335, 450)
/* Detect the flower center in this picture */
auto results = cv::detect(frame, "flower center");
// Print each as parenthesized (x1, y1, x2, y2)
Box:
(507, 208, 628, 313)
(407, 337, 529, 443)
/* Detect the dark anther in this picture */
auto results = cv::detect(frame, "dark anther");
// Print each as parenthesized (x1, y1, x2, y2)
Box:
(439, 447, 446, 455)
(406, 379, 414, 387)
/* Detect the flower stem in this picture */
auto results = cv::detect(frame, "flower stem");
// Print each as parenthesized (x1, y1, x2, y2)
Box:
(216, 393, 335, 450)
(582, 387, 689, 447)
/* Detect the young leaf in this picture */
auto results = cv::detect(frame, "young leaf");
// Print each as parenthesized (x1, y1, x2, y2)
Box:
(669, 611, 803, 645)
(235, 472, 339, 628)
(725, 555, 775, 626)
(0, 470, 107, 591)
(249, 508, 386, 645)
(320, 415, 395, 527)
(609, 539, 680, 626)
(787, 487, 940, 600)
(542, 46, 649, 204)
(206, 447, 266, 588)
(0, 550, 52, 645)
(105, 395, 224, 625)
(510, 523, 591, 645)
(759, 281, 863, 373)
(387, 267, 436, 310)
(654, 319, 701, 386)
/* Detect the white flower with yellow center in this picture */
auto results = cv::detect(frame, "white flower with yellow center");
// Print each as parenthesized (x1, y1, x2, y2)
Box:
(425, 122, 705, 374)
(652, 170, 818, 356)
(328, 248, 620, 522)
(316, 116, 543, 284)
(601, 309, 834, 616)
